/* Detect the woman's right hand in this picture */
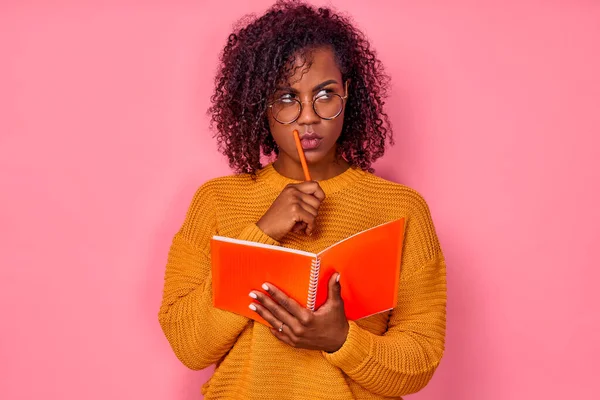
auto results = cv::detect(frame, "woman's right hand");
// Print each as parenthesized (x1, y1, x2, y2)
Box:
(256, 182, 326, 242)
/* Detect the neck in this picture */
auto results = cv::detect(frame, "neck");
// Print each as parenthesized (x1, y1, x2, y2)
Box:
(273, 151, 350, 181)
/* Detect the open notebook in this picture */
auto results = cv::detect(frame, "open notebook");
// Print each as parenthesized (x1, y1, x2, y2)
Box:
(210, 218, 406, 326)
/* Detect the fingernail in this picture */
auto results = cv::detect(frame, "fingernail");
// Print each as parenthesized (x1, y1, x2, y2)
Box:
(336, 273, 341, 283)
(249, 304, 257, 311)
(249, 292, 257, 299)
(262, 283, 270, 291)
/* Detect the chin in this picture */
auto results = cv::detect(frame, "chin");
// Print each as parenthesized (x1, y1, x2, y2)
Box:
(303, 148, 334, 164)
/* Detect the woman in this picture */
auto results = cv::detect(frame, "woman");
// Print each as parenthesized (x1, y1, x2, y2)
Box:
(158, 1, 447, 399)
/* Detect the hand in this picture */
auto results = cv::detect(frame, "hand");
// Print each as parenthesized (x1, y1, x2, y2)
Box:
(256, 181, 326, 241)
(249, 273, 349, 353)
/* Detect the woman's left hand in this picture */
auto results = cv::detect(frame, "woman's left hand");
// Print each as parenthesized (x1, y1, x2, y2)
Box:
(249, 273, 349, 353)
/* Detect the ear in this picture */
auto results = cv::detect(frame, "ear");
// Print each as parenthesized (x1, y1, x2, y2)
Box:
(341, 79, 350, 114)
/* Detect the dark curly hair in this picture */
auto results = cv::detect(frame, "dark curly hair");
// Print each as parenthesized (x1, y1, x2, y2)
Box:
(208, 0, 393, 175)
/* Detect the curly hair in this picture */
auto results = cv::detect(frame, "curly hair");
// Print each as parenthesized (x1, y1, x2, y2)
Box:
(208, 0, 393, 175)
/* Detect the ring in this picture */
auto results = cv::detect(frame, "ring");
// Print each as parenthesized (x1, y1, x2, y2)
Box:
(278, 323, 285, 332)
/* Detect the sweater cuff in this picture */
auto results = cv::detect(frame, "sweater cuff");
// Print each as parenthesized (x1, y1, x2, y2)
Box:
(236, 224, 281, 246)
(322, 320, 372, 372)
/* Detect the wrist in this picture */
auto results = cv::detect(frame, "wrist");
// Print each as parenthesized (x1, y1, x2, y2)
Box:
(256, 220, 283, 242)
(326, 321, 350, 353)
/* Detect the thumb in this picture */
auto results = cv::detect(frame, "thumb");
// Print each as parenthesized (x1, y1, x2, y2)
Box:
(327, 272, 342, 302)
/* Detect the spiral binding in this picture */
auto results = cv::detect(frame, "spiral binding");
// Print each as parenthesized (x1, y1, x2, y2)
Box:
(307, 257, 321, 311)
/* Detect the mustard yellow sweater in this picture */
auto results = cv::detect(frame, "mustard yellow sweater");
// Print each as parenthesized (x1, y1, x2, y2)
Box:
(158, 163, 447, 399)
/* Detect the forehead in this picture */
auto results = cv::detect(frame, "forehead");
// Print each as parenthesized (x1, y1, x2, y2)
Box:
(285, 47, 342, 86)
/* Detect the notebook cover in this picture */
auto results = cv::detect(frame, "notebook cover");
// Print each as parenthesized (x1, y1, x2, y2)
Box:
(313, 218, 406, 320)
(211, 217, 405, 325)
(211, 238, 315, 325)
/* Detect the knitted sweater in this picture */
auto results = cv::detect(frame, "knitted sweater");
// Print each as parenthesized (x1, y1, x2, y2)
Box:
(158, 163, 447, 399)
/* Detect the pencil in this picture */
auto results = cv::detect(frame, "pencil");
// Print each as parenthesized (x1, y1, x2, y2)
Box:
(292, 129, 312, 181)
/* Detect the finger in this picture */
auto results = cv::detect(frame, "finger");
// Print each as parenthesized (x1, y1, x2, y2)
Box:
(312, 185, 326, 202)
(291, 207, 316, 235)
(296, 192, 322, 211)
(249, 301, 283, 330)
(270, 328, 297, 347)
(292, 222, 307, 233)
(294, 199, 320, 236)
(294, 181, 326, 201)
(327, 272, 343, 302)
(297, 200, 318, 217)
(261, 282, 309, 322)
(251, 288, 299, 329)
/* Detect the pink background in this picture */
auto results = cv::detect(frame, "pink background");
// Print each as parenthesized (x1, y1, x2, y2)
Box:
(1, 1, 599, 399)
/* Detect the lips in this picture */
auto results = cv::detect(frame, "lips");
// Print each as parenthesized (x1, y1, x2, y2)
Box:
(299, 132, 323, 151)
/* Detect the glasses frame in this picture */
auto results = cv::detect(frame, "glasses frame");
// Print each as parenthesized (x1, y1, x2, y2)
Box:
(268, 80, 349, 125)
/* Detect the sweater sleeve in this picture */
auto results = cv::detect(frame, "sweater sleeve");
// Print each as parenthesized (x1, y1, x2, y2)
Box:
(323, 193, 447, 397)
(158, 182, 280, 370)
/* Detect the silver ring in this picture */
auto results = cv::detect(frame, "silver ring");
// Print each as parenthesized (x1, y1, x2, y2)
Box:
(278, 323, 285, 332)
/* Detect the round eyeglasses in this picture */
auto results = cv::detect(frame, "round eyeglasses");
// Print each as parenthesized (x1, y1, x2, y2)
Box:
(268, 81, 349, 125)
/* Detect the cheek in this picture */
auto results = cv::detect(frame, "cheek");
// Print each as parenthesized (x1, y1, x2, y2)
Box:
(267, 119, 291, 148)
(324, 118, 345, 142)
(266, 114, 279, 138)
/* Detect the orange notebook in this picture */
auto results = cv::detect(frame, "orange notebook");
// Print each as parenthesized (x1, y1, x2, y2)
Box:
(210, 218, 406, 326)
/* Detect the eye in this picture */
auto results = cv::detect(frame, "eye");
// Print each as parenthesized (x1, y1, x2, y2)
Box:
(316, 88, 335, 100)
(278, 93, 297, 104)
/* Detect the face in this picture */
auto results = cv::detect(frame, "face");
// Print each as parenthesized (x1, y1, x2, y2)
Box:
(267, 47, 348, 165)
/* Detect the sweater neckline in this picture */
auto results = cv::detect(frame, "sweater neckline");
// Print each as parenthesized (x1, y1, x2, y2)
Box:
(257, 162, 365, 196)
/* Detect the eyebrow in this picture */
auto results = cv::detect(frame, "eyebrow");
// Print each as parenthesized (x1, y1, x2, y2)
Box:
(276, 79, 339, 93)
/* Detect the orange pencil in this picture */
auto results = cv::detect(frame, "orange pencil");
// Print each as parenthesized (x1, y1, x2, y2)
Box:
(292, 129, 312, 181)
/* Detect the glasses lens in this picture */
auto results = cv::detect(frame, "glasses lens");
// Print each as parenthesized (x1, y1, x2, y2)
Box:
(271, 99, 300, 124)
(314, 94, 343, 119)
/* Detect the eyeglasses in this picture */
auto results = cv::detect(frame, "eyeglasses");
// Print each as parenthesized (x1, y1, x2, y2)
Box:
(268, 81, 349, 125)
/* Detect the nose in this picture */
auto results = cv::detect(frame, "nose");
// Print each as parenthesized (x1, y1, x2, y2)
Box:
(297, 99, 321, 125)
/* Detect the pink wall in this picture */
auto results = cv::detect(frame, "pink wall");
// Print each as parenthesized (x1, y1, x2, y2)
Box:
(1, 1, 598, 399)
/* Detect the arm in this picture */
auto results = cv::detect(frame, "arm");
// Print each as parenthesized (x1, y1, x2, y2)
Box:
(323, 194, 447, 397)
(158, 183, 280, 370)
(323, 255, 446, 397)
